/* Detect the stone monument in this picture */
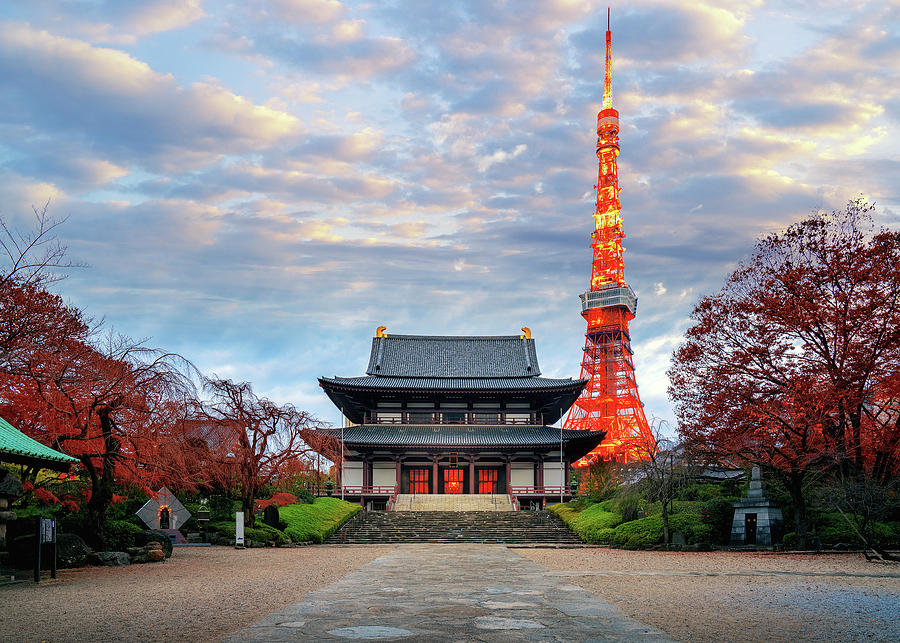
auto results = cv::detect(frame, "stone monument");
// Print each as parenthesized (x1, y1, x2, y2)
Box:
(730, 466, 783, 547)
(136, 487, 191, 534)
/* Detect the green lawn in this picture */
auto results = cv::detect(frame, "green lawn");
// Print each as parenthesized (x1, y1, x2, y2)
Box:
(209, 497, 361, 545)
(279, 497, 362, 544)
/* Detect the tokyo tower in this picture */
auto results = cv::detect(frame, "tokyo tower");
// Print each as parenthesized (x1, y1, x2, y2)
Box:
(564, 9, 655, 463)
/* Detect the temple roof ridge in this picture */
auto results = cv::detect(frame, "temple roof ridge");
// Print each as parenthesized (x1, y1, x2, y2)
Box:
(365, 333, 542, 378)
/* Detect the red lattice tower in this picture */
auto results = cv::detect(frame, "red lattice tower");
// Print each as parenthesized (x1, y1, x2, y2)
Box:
(564, 9, 655, 464)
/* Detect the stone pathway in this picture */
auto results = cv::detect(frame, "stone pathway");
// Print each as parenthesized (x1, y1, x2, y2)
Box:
(548, 569, 900, 579)
(224, 544, 673, 642)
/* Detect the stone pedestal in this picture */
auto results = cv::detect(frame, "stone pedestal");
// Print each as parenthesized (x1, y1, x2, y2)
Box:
(0, 468, 25, 551)
(730, 466, 783, 547)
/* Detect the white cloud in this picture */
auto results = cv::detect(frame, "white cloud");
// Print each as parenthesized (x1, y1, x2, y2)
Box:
(0, 22, 301, 171)
(267, 0, 346, 25)
(477, 144, 527, 173)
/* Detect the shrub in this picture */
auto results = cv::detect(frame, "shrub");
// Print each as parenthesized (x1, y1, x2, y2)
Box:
(208, 520, 289, 546)
(549, 502, 622, 543)
(782, 531, 797, 548)
(105, 489, 150, 522)
(700, 498, 734, 544)
(105, 520, 144, 551)
(297, 489, 315, 505)
(695, 485, 725, 502)
(596, 527, 616, 543)
(611, 513, 714, 546)
(613, 516, 663, 545)
(208, 495, 240, 522)
(579, 460, 622, 502)
(668, 513, 715, 544)
(250, 524, 288, 546)
(813, 513, 900, 547)
(280, 497, 362, 544)
(624, 534, 646, 548)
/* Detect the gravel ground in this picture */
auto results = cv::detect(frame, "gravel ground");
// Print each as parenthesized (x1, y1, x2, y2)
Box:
(517, 548, 900, 642)
(0, 545, 391, 642)
(3, 545, 898, 642)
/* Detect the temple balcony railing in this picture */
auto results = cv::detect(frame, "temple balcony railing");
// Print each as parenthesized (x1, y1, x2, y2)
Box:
(364, 412, 543, 425)
(311, 485, 397, 498)
(509, 485, 572, 498)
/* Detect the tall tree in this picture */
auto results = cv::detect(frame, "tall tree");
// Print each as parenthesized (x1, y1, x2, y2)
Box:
(0, 205, 198, 545)
(669, 200, 900, 547)
(5, 332, 195, 546)
(200, 378, 322, 525)
(632, 422, 691, 545)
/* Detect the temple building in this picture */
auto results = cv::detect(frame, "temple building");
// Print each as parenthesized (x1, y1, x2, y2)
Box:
(314, 328, 606, 508)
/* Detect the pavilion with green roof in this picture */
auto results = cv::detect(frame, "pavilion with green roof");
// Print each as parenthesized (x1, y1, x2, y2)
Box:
(0, 416, 78, 472)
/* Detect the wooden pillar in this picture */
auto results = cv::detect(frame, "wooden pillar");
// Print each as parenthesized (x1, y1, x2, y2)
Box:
(432, 457, 438, 495)
(468, 457, 475, 494)
(537, 455, 544, 489)
(504, 456, 511, 494)
(395, 457, 401, 490)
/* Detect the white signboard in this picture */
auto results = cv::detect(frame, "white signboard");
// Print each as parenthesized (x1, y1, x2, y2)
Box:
(235, 511, 245, 548)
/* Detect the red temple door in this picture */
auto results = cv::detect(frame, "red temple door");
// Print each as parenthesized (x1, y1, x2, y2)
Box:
(410, 468, 430, 494)
(477, 469, 498, 494)
(443, 468, 463, 494)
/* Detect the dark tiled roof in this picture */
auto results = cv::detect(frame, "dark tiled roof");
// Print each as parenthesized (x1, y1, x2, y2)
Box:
(0, 416, 78, 470)
(316, 425, 606, 448)
(319, 375, 583, 392)
(365, 334, 541, 378)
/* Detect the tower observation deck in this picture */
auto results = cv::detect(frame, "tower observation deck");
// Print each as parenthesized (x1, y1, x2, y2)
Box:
(563, 9, 655, 463)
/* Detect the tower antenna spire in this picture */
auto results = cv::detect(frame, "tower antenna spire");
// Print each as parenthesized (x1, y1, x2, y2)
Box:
(564, 8, 656, 464)
(603, 7, 613, 110)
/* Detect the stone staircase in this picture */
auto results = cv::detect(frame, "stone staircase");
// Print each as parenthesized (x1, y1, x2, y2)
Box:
(325, 510, 582, 544)
(392, 493, 513, 512)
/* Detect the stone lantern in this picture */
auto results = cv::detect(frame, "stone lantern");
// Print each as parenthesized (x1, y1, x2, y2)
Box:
(730, 466, 783, 547)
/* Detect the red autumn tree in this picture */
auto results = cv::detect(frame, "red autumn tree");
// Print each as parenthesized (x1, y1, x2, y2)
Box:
(0, 206, 199, 545)
(4, 331, 195, 547)
(669, 200, 900, 547)
(200, 378, 323, 525)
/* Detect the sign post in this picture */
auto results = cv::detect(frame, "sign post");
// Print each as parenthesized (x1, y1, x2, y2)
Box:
(235, 511, 245, 548)
(34, 516, 57, 583)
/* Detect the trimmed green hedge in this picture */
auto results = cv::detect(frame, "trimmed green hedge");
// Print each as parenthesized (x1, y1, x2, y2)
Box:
(206, 498, 360, 546)
(550, 502, 622, 543)
(611, 514, 714, 546)
(280, 498, 362, 544)
(209, 520, 289, 546)
(812, 513, 900, 546)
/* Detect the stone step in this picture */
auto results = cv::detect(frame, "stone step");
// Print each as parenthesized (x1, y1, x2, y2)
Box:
(393, 494, 513, 512)
(326, 510, 581, 544)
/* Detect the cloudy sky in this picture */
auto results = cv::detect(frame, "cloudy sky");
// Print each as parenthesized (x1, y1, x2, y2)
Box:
(1, 0, 897, 430)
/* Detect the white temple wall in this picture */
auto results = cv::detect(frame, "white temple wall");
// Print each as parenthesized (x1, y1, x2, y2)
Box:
(372, 463, 396, 487)
(510, 462, 535, 487)
(543, 461, 564, 487)
(342, 461, 363, 487)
